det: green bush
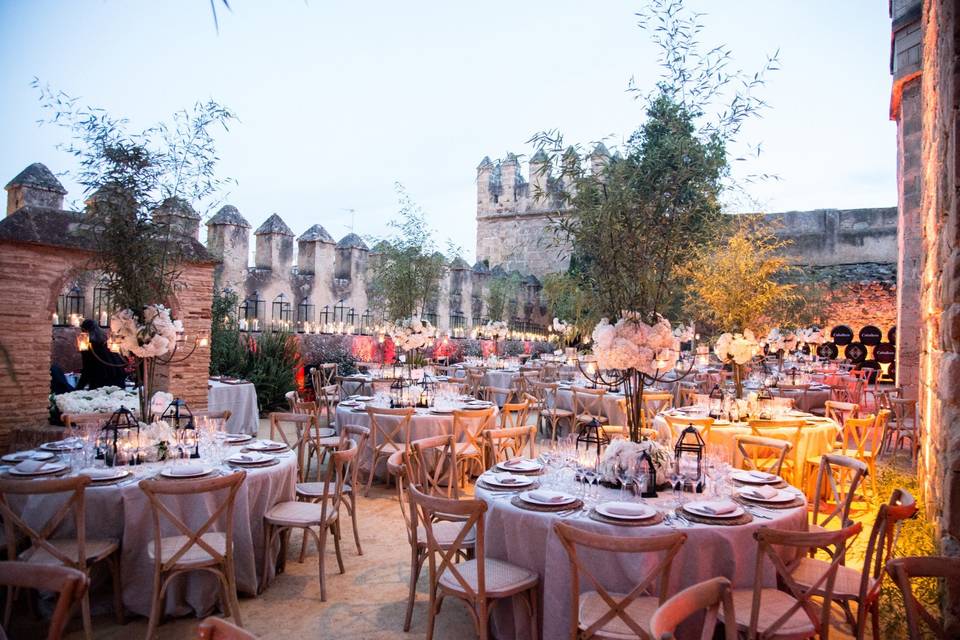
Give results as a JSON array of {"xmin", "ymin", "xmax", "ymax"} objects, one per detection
[{"xmin": 244, "ymin": 331, "xmax": 300, "ymax": 413}]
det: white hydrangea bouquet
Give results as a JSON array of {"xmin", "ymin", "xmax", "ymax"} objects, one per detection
[
  {"xmin": 551, "ymin": 317, "xmax": 575, "ymax": 348},
  {"xmin": 109, "ymin": 304, "xmax": 183, "ymax": 359},
  {"xmin": 590, "ymin": 312, "xmax": 680, "ymax": 375},
  {"xmin": 764, "ymin": 327, "xmax": 797, "ymax": 354},
  {"xmin": 482, "ymin": 320, "xmax": 510, "ymax": 341},
  {"xmin": 714, "ymin": 330, "xmax": 760, "ymax": 397},
  {"xmin": 600, "ymin": 438, "xmax": 672, "ymax": 488},
  {"xmin": 387, "ymin": 316, "xmax": 436, "ymax": 354},
  {"xmin": 673, "ymin": 323, "xmax": 695, "ymax": 343},
  {"xmin": 54, "ymin": 386, "xmax": 139, "ymax": 416},
  {"xmin": 796, "ymin": 326, "xmax": 824, "ymax": 347}
]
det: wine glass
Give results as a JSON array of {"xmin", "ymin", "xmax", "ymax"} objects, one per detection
[
  {"xmin": 617, "ymin": 459, "xmax": 635, "ymax": 502},
  {"xmin": 669, "ymin": 465, "xmax": 687, "ymax": 507}
]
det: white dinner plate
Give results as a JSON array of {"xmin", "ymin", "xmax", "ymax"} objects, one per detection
[
  {"xmin": 430, "ymin": 408, "xmax": 454, "ymax": 414},
  {"xmin": 496, "ymin": 458, "xmax": 542, "ymax": 473},
  {"xmin": 736, "ymin": 488, "xmax": 795, "ymax": 504},
  {"xmin": 730, "ymin": 470, "xmax": 782, "ymax": 485},
  {"xmin": 227, "ymin": 452, "xmax": 275, "ymax": 466},
  {"xmin": 682, "ymin": 500, "xmax": 745, "ymax": 519},
  {"xmin": 160, "ymin": 465, "xmax": 214, "ymax": 479},
  {"xmin": 247, "ymin": 440, "xmax": 288, "ymax": 452},
  {"xmin": 316, "ymin": 427, "xmax": 336, "ymax": 438},
  {"xmin": 2, "ymin": 451, "xmax": 55, "ymax": 463},
  {"xmin": 9, "ymin": 462, "xmax": 68, "ymax": 476},
  {"xmin": 596, "ymin": 502, "xmax": 657, "ymax": 520},
  {"xmin": 519, "ymin": 490, "xmax": 576, "ymax": 506},
  {"xmin": 40, "ymin": 440, "xmax": 83, "ymax": 452},
  {"xmin": 482, "ymin": 473, "xmax": 534, "ymax": 488},
  {"xmin": 80, "ymin": 468, "xmax": 130, "ymax": 482},
  {"xmin": 351, "ymin": 395, "xmax": 373, "ymax": 402},
  {"xmin": 225, "ymin": 433, "xmax": 254, "ymax": 443}
]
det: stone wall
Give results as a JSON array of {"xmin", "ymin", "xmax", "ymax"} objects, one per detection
[
  {"xmin": 475, "ymin": 211, "xmax": 569, "ymax": 276},
  {"xmin": 913, "ymin": 0, "xmax": 960, "ymax": 630}
]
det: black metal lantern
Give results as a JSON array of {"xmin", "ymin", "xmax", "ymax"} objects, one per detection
[
  {"xmin": 575, "ymin": 417, "xmax": 609, "ymax": 457},
  {"xmin": 708, "ymin": 385, "xmax": 724, "ymax": 418},
  {"xmin": 297, "ymin": 297, "xmax": 314, "ymax": 332},
  {"xmin": 160, "ymin": 398, "xmax": 199, "ymax": 459},
  {"xmin": 637, "ymin": 449, "xmax": 658, "ymax": 498},
  {"xmin": 788, "ymin": 367, "xmax": 799, "ymax": 385},
  {"xmin": 674, "ymin": 425, "xmax": 705, "ymax": 493},
  {"xmin": 97, "ymin": 406, "xmax": 142, "ymax": 467},
  {"xmin": 757, "ymin": 387, "xmax": 775, "ymax": 418}
]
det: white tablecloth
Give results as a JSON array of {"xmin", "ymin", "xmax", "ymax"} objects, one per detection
[
  {"xmin": 476, "ymin": 483, "xmax": 807, "ymax": 639},
  {"xmin": 335, "ymin": 404, "xmax": 499, "ymax": 479},
  {"xmin": 208, "ymin": 380, "xmax": 260, "ymax": 435},
  {"xmin": 9, "ymin": 455, "xmax": 295, "ymax": 617}
]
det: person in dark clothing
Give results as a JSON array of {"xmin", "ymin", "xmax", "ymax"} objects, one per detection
[
  {"xmin": 50, "ymin": 363, "xmax": 74, "ymax": 395},
  {"xmin": 77, "ymin": 319, "xmax": 128, "ymax": 389}
]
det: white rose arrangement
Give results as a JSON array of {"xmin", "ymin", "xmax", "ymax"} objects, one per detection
[
  {"xmin": 386, "ymin": 316, "xmax": 436, "ymax": 352},
  {"xmin": 714, "ymin": 330, "xmax": 760, "ymax": 365},
  {"xmin": 54, "ymin": 386, "xmax": 139, "ymax": 416},
  {"xmin": 673, "ymin": 323, "xmax": 695, "ymax": 343},
  {"xmin": 590, "ymin": 313, "xmax": 680, "ymax": 375},
  {"xmin": 601, "ymin": 438, "xmax": 672, "ymax": 486},
  {"xmin": 109, "ymin": 304, "xmax": 183, "ymax": 359},
  {"xmin": 482, "ymin": 320, "xmax": 510, "ymax": 341},
  {"xmin": 764, "ymin": 327, "xmax": 797, "ymax": 354},
  {"xmin": 551, "ymin": 317, "xmax": 575, "ymax": 347},
  {"xmin": 796, "ymin": 326, "xmax": 824, "ymax": 345}
]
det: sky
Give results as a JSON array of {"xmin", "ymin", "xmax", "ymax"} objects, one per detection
[{"xmin": 0, "ymin": 1, "xmax": 896, "ymax": 263}]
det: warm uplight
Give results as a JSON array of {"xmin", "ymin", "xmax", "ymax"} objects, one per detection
[
  {"xmin": 109, "ymin": 338, "xmax": 122, "ymax": 353},
  {"xmin": 198, "ymin": 334, "xmax": 210, "ymax": 348},
  {"xmin": 76, "ymin": 332, "xmax": 91, "ymax": 352}
]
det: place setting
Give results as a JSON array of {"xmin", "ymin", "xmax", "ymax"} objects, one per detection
[
  {"xmin": 244, "ymin": 439, "xmax": 289, "ymax": 453},
  {"xmin": 476, "ymin": 470, "xmax": 537, "ymax": 492},
  {"xmin": 226, "ymin": 451, "xmax": 280, "ymax": 468},
  {"xmin": 589, "ymin": 500, "xmax": 664, "ymax": 527},
  {"xmin": 510, "ymin": 488, "xmax": 583, "ymax": 513}
]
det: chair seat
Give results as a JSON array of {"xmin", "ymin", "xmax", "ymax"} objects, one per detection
[
  {"xmin": 21, "ymin": 538, "xmax": 118, "ymax": 565},
  {"xmin": 438, "ymin": 557, "xmax": 537, "ymax": 598},
  {"xmin": 147, "ymin": 533, "xmax": 227, "ymax": 567},
  {"xmin": 723, "ymin": 588, "xmax": 816, "ymax": 637},
  {"xmin": 455, "ymin": 442, "xmax": 482, "ymax": 457},
  {"xmin": 578, "ymin": 590, "xmax": 657, "ymax": 639},
  {"xmin": 791, "ymin": 556, "xmax": 877, "ymax": 599},
  {"xmin": 542, "ymin": 408, "xmax": 573, "ymax": 418},
  {"xmin": 315, "ymin": 436, "xmax": 341, "ymax": 447},
  {"xmin": 265, "ymin": 500, "xmax": 337, "ymax": 527},
  {"xmin": 576, "ymin": 415, "xmax": 609, "ymax": 425},
  {"xmin": 296, "ymin": 481, "xmax": 352, "ymax": 497},
  {"xmin": 417, "ymin": 520, "xmax": 476, "ymax": 548},
  {"xmin": 376, "ymin": 442, "xmax": 403, "ymax": 454}
]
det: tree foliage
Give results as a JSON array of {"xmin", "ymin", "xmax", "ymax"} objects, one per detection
[
  {"xmin": 485, "ymin": 273, "xmax": 521, "ymax": 322},
  {"xmin": 678, "ymin": 218, "xmax": 798, "ymax": 333},
  {"xmin": 541, "ymin": 272, "xmax": 595, "ymax": 337},
  {"xmin": 33, "ymin": 81, "xmax": 236, "ymax": 314},
  {"xmin": 529, "ymin": 0, "xmax": 778, "ymax": 323},
  {"xmin": 368, "ymin": 184, "xmax": 451, "ymax": 321}
]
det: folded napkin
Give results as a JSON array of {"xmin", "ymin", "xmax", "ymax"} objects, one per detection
[
  {"xmin": 696, "ymin": 501, "xmax": 737, "ymax": 515},
  {"xmin": 493, "ymin": 473, "xmax": 523, "ymax": 485},
  {"xmin": 604, "ymin": 502, "xmax": 651, "ymax": 517},
  {"xmin": 254, "ymin": 440, "xmax": 284, "ymax": 448},
  {"xmin": 81, "ymin": 468, "xmax": 119, "ymax": 479},
  {"xmin": 14, "ymin": 460, "xmax": 51, "ymax": 473},
  {"xmin": 171, "ymin": 464, "xmax": 205, "ymax": 476},
  {"xmin": 526, "ymin": 490, "xmax": 569, "ymax": 503},
  {"xmin": 232, "ymin": 452, "xmax": 269, "ymax": 463},
  {"xmin": 502, "ymin": 458, "xmax": 534, "ymax": 469},
  {"xmin": 6, "ymin": 451, "xmax": 51, "ymax": 461},
  {"xmin": 748, "ymin": 470, "xmax": 777, "ymax": 481},
  {"xmin": 743, "ymin": 485, "xmax": 779, "ymax": 500}
]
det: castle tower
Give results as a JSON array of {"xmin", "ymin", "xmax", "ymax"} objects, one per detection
[
  {"xmin": 335, "ymin": 233, "xmax": 369, "ymax": 312},
  {"xmin": 476, "ymin": 156, "xmax": 495, "ymax": 213},
  {"xmin": 254, "ymin": 214, "xmax": 294, "ymax": 272},
  {"xmin": 5, "ymin": 162, "xmax": 67, "ymax": 215},
  {"xmin": 499, "ymin": 153, "xmax": 520, "ymax": 208},
  {"xmin": 590, "ymin": 142, "xmax": 610, "ymax": 177},
  {"xmin": 153, "ymin": 196, "xmax": 201, "ymax": 240},
  {"xmin": 529, "ymin": 149, "xmax": 552, "ymax": 206},
  {"xmin": 206, "ymin": 205, "xmax": 251, "ymax": 292},
  {"xmin": 297, "ymin": 224, "xmax": 336, "ymax": 275},
  {"xmin": 561, "ymin": 146, "xmax": 581, "ymax": 197}
]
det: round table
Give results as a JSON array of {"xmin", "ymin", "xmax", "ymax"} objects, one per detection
[
  {"xmin": 6, "ymin": 453, "xmax": 295, "ymax": 618},
  {"xmin": 207, "ymin": 380, "xmax": 260, "ymax": 435},
  {"xmin": 335, "ymin": 404, "xmax": 500, "ymax": 479},
  {"xmin": 475, "ymin": 482, "xmax": 807, "ymax": 639}
]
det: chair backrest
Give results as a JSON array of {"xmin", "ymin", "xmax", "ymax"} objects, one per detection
[
  {"xmin": 313, "ymin": 440, "xmax": 358, "ymax": 521},
  {"xmin": 530, "ymin": 381, "xmax": 558, "ymax": 408},
  {"xmin": 479, "ymin": 386, "xmax": 515, "ymax": 407},
  {"xmin": 407, "ymin": 485, "xmax": 487, "ymax": 601},
  {"xmin": 315, "ymin": 384, "xmax": 340, "ymax": 427},
  {"xmin": 571, "ymin": 386, "xmax": 606, "ymax": 419},
  {"xmin": 540, "ymin": 363, "xmax": 560, "ymax": 381},
  {"xmin": 498, "ymin": 399, "xmax": 529, "ymax": 430},
  {"xmin": 643, "ymin": 391, "xmax": 674, "ymax": 419},
  {"xmin": 292, "ymin": 399, "xmax": 319, "ymax": 417},
  {"xmin": 194, "ymin": 410, "xmax": 233, "ymax": 430},
  {"xmin": 452, "ymin": 408, "xmax": 496, "ymax": 453},
  {"xmin": 749, "ymin": 522, "xmax": 863, "ymax": 638},
  {"xmin": 482, "ymin": 425, "xmax": 536, "ymax": 467},
  {"xmin": 268, "ymin": 412, "xmax": 316, "ymax": 480},
  {"xmin": 0, "ymin": 475, "xmax": 91, "ymax": 570},
  {"xmin": 890, "ymin": 397, "xmax": 917, "ymax": 426},
  {"xmin": 339, "ymin": 424, "xmax": 370, "ymax": 487},
  {"xmin": 735, "ymin": 435, "xmax": 792, "ymax": 476},
  {"xmin": 553, "ymin": 521, "xmax": 686, "ymax": 639},
  {"xmin": 465, "ymin": 370, "xmax": 485, "ymax": 396},
  {"xmin": 810, "ymin": 453, "xmax": 868, "ymax": 529},
  {"xmin": 663, "ymin": 415, "xmax": 714, "ymax": 442},
  {"xmin": 0, "ymin": 561, "xmax": 89, "ymax": 640},
  {"xmin": 844, "ymin": 411, "xmax": 887, "ymax": 458},
  {"xmin": 678, "ymin": 383, "xmax": 699, "ymax": 407},
  {"xmin": 284, "ymin": 390, "xmax": 300, "ymax": 412},
  {"xmin": 408, "ymin": 434, "xmax": 460, "ymax": 499},
  {"xmin": 138, "ymin": 471, "xmax": 246, "ymax": 573},
  {"xmin": 649, "ymin": 576, "xmax": 737, "ymax": 640},
  {"xmin": 197, "ymin": 616, "xmax": 258, "ymax": 639},
  {"xmin": 366, "ymin": 406, "xmax": 415, "ymax": 457},
  {"xmin": 886, "ymin": 556, "xmax": 960, "ymax": 639},
  {"xmin": 319, "ymin": 362, "xmax": 339, "ymax": 386},
  {"xmin": 825, "ymin": 400, "xmax": 860, "ymax": 430},
  {"xmin": 61, "ymin": 412, "xmax": 109, "ymax": 430}
]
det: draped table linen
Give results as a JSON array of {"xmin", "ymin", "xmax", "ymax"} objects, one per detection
[{"xmin": 207, "ymin": 380, "xmax": 260, "ymax": 435}]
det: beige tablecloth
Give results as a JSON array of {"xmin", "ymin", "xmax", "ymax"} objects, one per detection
[
  {"xmin": 9, "ymin": 455, "xmax": 295, "ymax": 617},
  {"xmin": 208, "ymin": 380, "xmax": 260, "ymax": 435},
  {"xmin": 476, "ymin": 483, "xmax": 807, "ymax": 639}
]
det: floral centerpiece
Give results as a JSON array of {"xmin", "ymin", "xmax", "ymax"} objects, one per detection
[
  {"xmin": 600, "ymin": 437, "xmax": 672, "ymax": 488},
  {"xmin": 550, "ymin": 317, "xmax": 575, "ymax": 348},
  {"xmin": 386, "ymin": 316, "xmax": 436, "ymax": 364},
  {"xmin": 764, "ymin": 327, "xmax": 797, "ymax": 356},
  {"xmin": 714, "ymin": 330, "xmax": 760, "ymax": 398},
  {"xmin": 54, "ymin": 386, "xmax": 140, "ymax": 416},
  {"xmin": 481, "ymin": 320, "xmax": 510, "ymax": 356},
  {"xmin": 796, "ymin": 326, "xmax": 824, "ymax": 352},
  {"xmin": 589, "ymin": 313, "xmax": 681, "ymax": 441}
]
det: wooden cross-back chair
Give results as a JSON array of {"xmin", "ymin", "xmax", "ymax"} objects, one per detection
[
  {"xmin": 511, "ymin": 371, "xmax": 539, "ymax": 398},
  {"xmin": 571, "ymin": 386, "xmax": 609, "ymax": 428},
  {"xmin": 0, "ymin": 562, "xmax": 89, "ymax": 640},
  {"xmin": 531, "ymin": 381, "xmax": 572, "ymax": 441},
  {"xmin": 553, "ymin": 521, "xmax": 686, "ymax": 639},
  {"xmin": 735, "ymin": 434, "xmax": 792, "ymax": 477},
  {"xmin": 482, "ymin": 425, "xmax": 536, "ymax": 469},
  {"xmin": 540, "ymin": 363, "xmax": 560, "ymax": 381},
  {"xmin": 268, "ymin": 412, "xmax": 316, "ymax": 483},
  {"xmin": 888, "ymin": 397, "xmax": 919, "ymax": 460},
  {"xmin": 886, "ymin": 556, "xmax": 960, "ymax": 640},
  {"xmin": 825, "ymin": 400, "xmax": 860, "ymax": 432},
  {"xmin": 808, "ymin": 453, "xmax": 869, "ymax": 544},
  {"xmin": 408, "ymin": 485, "xmax": 539, "ymax": 640},
  {"xmin": 364, "ymin": 406, "xmax": 415, "ymax": 495},
  {"xmin": 465, "ymin": 370, "xmax": 485, "ymax": 397},
  {"xmin": 498, "ymin": 398, "xmax": 530, "ymax": 430},
  {"xmin": 792, "ymin": 488, "xmax": 918, "ymax": 639},
  {"xmin": 194, "ymin": 410, "xmax": 233, "ymax": 433},
  {"xmin": 747, "ymin": 419, "xmax": 805, "ymax": 483},
  {"xmin": 641, "ymin": 391, "xmax": 673, "ymax": 430},
  {"xmin": 296, "ymin": 425, "xmax": 370, "ymax": 556},
  {"xmin": 314, "ymin": 383, "xmax": 340, "ymax": 429},
  {"xmin": 480, "ymin": 386, "xmax": 516, "ymax": 407},
  {"xmin": 719, "ymin": 522, "xmax": 863, "ymax": 640},
  {"xmin": 452, "ymin": 407, "xmax": 496, "ymax": 485},
  {"xmin": 139, "ymin": 471, "xmax": 247, "ymax": 640},
  {"xmin": 662, "ymin": 415, "xmax": 714, "ymax": 443},
  {"xmin": 408, "ymin": 434, "xmax": 460, "ymax": 500},
  {"xmin": 678, "ymin": 383, "xmax": 699, "ymax": 408},
  {"xmin": 262, "ymin": 441, "xmax": 357, "ymax": 601},
  {"xmin": 318, "ymin": 362, "xmax": 339, "ymax": 387},
  {"xmin": 0, "ymin": 475, "xmax": 122, "ymax": 640},
  {"xmin": 837, "ymin": 411, "xmax": 887, "ymax": 499},
  {"xmin": 649, "ymin": 576, "xmax": 737, "ymax": 640}
]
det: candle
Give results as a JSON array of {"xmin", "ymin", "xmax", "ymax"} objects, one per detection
[
  {"xmin": 100, "ymin": 310, "xmax": 108, "ymax": 326},
  {"xmin": 52, "ymin": 311, "xmax": 59, "ymax": 325}
]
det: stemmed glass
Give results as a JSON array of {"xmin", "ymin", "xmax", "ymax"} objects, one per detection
[
  {"xmin": 669, "ymin": 465, "xmax": 687, "ymax": 507},
  {"xmin": 617, "ymin": 459, "xmax": 636, "ymax": 502}
]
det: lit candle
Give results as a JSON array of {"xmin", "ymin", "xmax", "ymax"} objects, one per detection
[
  {"xmin": 100, "ymin": 310, "xmax": 108, "ymax": 326},
  {"xmin": 52, "ymin": 311, "xmax": 59, "ymax": 325},
  {"xmin": 198, "ymin": 334, "xmax": 209, "ymax": 348}
]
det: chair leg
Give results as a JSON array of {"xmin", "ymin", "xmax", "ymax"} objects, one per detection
[
  {"xmin": 225, "ymin": 560, "xmax": 243, "ymax": 627},
  {"xmin": 315, "ymin": 527, "xmax": 328, "ymax": 602},
  {"xmin": 332, "ymin": 520, "xmax": 345, "ymax": 574},
  {"xmin": 403, "ymin": 548, "xmax": 423, "ymax": 632},
  {"xmin": 529, "ymin": 586, "xmax": 539, "ymax": 640},
  {"xmin": 348, "ymin": 493, "xmax": 363, "ymax": 555},
  {"xmin": 110, "ymin": 554, "xmax": 125, "ymax": 624},
  {"xmin": 80, "ymin": 589, "xmax": 93, "ymax": 640},
  {"xmin": 144, "ymin": 570, "xmax": 164, "ymax": 640},
  {"xmin": 364, "ymin": 453, "xmax": 378, "ymax": 496}
]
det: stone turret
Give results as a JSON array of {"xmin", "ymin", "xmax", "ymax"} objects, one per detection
[
  {"xmin": 207, "ymin": 205, "xmax": 251, "ymax": 291},
  {"xmin": 590, "ymin": 142, "xmax": 610, "ymax": 176},
  {"xmin": 335, "ymin": 233, "xmax": 369, "ymax": 310},
  {"xmin": 153, "ymin": 196, "xmax": 201, "ymax": 240},
  {"xmin": 5, "ymin": 163, "xmax": 67, "ymax": 215},
  {"xmin": 529, "ymin": 149, "xmax": 551, "ymax": 206},
  {"xmin": 499, "ymin": 153, "xmax": 520, "ymax": 208},
  {"xmin": 254, "ymin": 214, "xmax": 294, "ymax": 272},
  {"xmin": 477, "ymin": 157, "xmax": 495, "ymax": 213},
  {"xmin": 297, "ymin": 224, "xmax": 335, "ymax": 276}
]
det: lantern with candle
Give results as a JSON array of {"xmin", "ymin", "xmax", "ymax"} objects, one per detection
[
  {"xmin": 159, "ymin": 398, "xmax": 199, "ymax": 458},
  {"xmin": 674, "ymin": 424, "xmax": 705, "ymax": 493},
  {"xmin": 97, "ymin": 406, "xmax": 142, "ymax": 467}
]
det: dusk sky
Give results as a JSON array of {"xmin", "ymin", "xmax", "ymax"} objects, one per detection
[{"xmin": 0, "ymin": 1, "xmax": 895, "ymax": 262}]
